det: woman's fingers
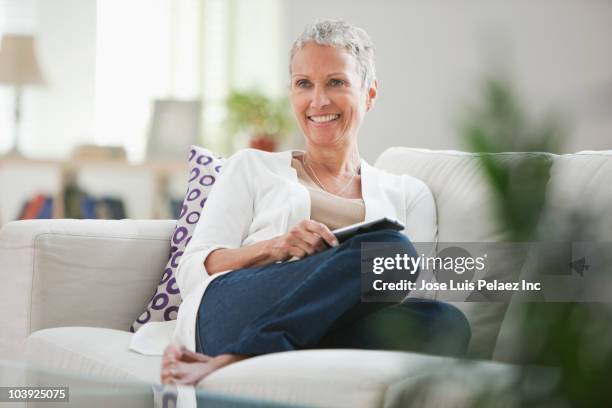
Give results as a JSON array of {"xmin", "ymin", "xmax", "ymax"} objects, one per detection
[
  {"xmin": 287, "ymin": 241, "xmax": 309, "ymax": 259},
  {"xmin": 303, "ymin": 220, "xmax": 339, "ymax": 248},
  {"xmin": 161, "ymin": 365, "xmax": 175, "ymax": 384},
  {"xmin": 178, "ymin": 346, "xmax": 212, "ymax": 363},
  {"xmin": 312, "ymin": 234, "xmax": 327, "ymax": 251},
  {"xmin": 292, "ymin": 227, "xmax": 321, "ymax": 251},
  {"xmin": 280, "ymin": 220, "xmax": 339, "ymax": 260}
]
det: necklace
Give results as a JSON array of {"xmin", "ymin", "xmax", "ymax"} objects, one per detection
[{"xmin": 302, "ymin": 154, "xmax": 360, "ymax": 197}]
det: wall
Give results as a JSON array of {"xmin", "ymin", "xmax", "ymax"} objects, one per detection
[
  {"xmin": 29, "ymin": 0, "xmax": 96, "ymax": 159},
  {"xmin": 3, "ymin": 1, "xmax": 611, "ymax": 161},
  {"xmin": 283, "ymin": 0, "xmax": 612, "ymax": 162},
  {"xmin": 0, "ymin": 0, "xmax": 96, "ymax": 159}
]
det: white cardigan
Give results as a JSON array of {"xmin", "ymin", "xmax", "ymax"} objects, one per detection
[{"xmin": 130, "ymin": 148, "xmax": 437, "ymax": 355}]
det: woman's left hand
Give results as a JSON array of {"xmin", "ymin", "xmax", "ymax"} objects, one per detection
[
  {"xmin": 265, "ymin": 220, "xmax": 339, "ymax": 262},
  {"xmin": 203, "ymin": 220, "xmax": 338, "ymax": 274}
]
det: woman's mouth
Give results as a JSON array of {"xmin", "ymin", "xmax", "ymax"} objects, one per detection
[{"xmin": 307, "ymin": 113, "xmax": 341, "ymax": 125}]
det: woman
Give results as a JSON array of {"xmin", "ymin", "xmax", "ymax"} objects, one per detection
[{"xmin": 161, "ymin": 19, "xmax": 470, "ymax": 385}]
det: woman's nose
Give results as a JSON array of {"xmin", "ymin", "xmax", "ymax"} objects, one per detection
[{"xmin": 310, "ymin": 86, "xmax": 330, "ymax": 109}]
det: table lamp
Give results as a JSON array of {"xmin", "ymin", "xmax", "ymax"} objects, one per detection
[{"xmin": 0, "ymin": 34, "xmax": 45, "ymax": 156}]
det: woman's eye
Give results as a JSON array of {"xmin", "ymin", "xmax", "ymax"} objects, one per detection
[
  {"xmin": 295, "ymin": 79, "xmax": 311, "ymax": 88},
  {"xmin": 329, "ymin": 79, "xmax": 345, "ymax": 87}
]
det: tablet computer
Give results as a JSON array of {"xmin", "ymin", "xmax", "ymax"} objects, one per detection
[{"xmin": 332, "ymin": 217, "xmax": 405, "ymax": 243}]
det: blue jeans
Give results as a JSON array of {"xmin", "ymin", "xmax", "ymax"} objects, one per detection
[{"xmin": 195, "ymin": 230, "xmax": 471, "ymax": 357}]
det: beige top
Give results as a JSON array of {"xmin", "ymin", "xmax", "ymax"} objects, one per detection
[{"xmin": 291, "ymin": 155, "xmax": 365, "ymax": 230}]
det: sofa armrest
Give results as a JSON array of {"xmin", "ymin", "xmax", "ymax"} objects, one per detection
[{"xmin": 0, "ymin": 219, "xmax": 175, "ymax": 360}]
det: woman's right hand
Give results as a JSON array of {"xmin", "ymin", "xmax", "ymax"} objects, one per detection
[{"xmin": 266, "ymin": 220, "xmax": 339, "ymax": 262}]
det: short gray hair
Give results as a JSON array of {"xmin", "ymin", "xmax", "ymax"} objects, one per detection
[{"xmin": 289, "ymin": 19, "xmax": 376, "ymax": 89}]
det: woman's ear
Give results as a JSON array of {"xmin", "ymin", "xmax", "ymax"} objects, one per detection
[{"xmin": 366, "ymin": 79, "xmax": 378, "ymax": 111}]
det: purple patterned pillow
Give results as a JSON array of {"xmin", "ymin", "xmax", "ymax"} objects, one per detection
[{"xmin": 130, "ymin": 146, "xmax": 225, "ymax": 332}]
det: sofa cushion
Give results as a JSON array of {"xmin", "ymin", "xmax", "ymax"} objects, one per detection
[
  {"xmin": 131, "ymin": 146, "xmax": 225, "ymax": 332},
  {"xmin": 199, "ymin": 349, "xmax": 526, "ymax": 407},
  {"xmin": 375, "ymin": 147, "xmax": 546, "ymax": 359},
  {"xmin": 200, "ymin": 349, "xmax": 456, "ymax": 407},
  {"xmin": 25, "ymin": 327, "xmax": 161, "ymax": 384},
  {"xmin": 28, "ymin": 327, "xmax": 503, "ymax": 407}
]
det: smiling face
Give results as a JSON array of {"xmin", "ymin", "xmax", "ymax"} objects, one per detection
[{"xmin": 290, "ymin": 42, "xmax": 377, "ymax": 151}]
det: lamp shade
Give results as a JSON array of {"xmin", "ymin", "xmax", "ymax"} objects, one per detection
[{"xmin": 0, "ymin": 34, "xmax": 45, "ymax": 86}]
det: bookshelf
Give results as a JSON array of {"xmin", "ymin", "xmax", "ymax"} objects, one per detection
[{"xmin": 0, "ymin": 157, "xmax": 188, "ymax": 227}]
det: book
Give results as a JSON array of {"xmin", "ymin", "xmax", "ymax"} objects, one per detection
[
  {"xmin": 94, "ymin": 197, "xmax": 126, "ymax": 219},
  {"xmin": 80, "ymin": 196, "xmax": 97, "ymax": 219},
  {"xmin": 103, "ymin": 197, "xmax": 126, "ymax": 219},
  {"xmin": 64, "ymin": 182, "xmax": 84, "ymax": 219},
  {"xmin": 20, "ymin": 194, "xmax": 47, "ymax": 220},
  {"xmin": 37, "ymin": 197, "xmax": 54, "ymax": 219}
]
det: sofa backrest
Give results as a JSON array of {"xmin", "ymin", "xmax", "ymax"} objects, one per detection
[
  {"xmin": 0, "ymin": 219, "xmax": 175, "ymax": 360},
  {"xmin": 546, "ymin": 151, "xmax": 612, "ymax": 239},
  {"xmin": 375, "ymin": 147, "xmax": 553, "ymax": 359}
]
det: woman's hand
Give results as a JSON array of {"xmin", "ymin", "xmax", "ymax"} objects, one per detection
[
  {"xmin": 204, "ymin": 220, "xmax": 339, "ymax": 275},
  {"xmin": 265, "ymin": 220, "xmax": 339, "ymax": 262}
]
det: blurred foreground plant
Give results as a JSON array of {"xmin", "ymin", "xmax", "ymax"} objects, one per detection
[
  {"xmin": 461, "ymin": 78, "xmax": 562, "ymax": 241},
  {"xmin": 391, "ymin": 77, "xmax": 611, "ymax": 407},
  {"xmin": 461, "ymin": 78, "xmax": 611, "ymax": 407}
]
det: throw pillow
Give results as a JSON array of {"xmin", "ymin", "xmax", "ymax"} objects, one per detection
[{"xmin": 130, "ymin": 146, "xmax": 225, "ymax": 332}]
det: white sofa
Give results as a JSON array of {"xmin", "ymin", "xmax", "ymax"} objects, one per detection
[{"xmin": 1, "ymin": 147, "xmax": 610, "ymax": 407}]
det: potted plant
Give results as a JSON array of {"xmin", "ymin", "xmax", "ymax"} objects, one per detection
[{"xmin": 225, "ymin": 89, "xmax": 294, "ymax": 152}]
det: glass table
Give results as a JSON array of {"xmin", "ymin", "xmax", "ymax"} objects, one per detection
[{"xmin": 0, "ymin": 359, "xmax": 300, "ymax": 408}]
